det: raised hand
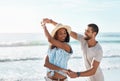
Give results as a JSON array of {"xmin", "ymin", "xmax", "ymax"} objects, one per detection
[
  {"xmin": 42, "ymin": 18, "xmax": 58, "ymax": 26},
  {"xmin": 41, "ymin": 21, "xmax": 46, "ymax": 28},
  {"xmin": 43, "ymin": 18, "xmax": 52, "ymax": 24}
]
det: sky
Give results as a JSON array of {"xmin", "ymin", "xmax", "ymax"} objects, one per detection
[{"xmin": 0, "ymin": 0, "xmax": 120, "ymax": 33}]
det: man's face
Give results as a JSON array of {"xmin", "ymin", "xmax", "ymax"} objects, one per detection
[{"xmin": 84, "ymin": 27, "xmax": 93, "ymax": 40}]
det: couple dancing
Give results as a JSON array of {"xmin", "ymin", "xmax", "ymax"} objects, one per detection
[{"xmin": 41, "ymin": 18, "xmax": 104, "ymax": 81}]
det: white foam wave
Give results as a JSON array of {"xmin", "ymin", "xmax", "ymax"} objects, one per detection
[
  {"xmin": 0, "ymin": 40, "xmax": 48, "ymax": 46},
  {"xmin": 0, "ymin": 57, "xmax": 42, "ymax": 62}
]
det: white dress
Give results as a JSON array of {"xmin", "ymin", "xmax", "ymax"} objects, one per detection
[{"xmin": 77, "ymin": 34, "xmax": 104, "ymax": 81}]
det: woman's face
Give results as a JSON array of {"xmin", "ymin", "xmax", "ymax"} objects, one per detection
[{"xmin": 56, "ymin": 28, "xmax": 67, "ymax": 42}]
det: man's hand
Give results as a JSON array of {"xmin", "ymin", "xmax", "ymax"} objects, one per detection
[{"xmin": 67, "ymin": 70, "xmax": 78, "ymax": 78}]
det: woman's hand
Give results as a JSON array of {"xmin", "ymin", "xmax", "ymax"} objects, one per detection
[
  {"xmin": 43, "ymin": 18, "xmax": 52, "ymax": 24},
  {"xmin": 61, "ymin": 69, "xmax": 70, "ymax": 74},
  {"xmin": 41, "ymin": 21, "xmax": 46, "ymax": 28},
  {"xmin": 42, "ymin": 18, "xmax": 58, "ymax": 26}
]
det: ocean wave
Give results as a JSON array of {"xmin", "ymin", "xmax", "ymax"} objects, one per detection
[
  {"xmin": 70, "ymin": 40, "xmax": 120, "ymax": 44},
  {"xmin": 99, "ymin": 40, "xmax": 120, "ymax": 43},
  {"xmin": 104, "ymin": 55, "xmax": 120, "ymax": 58},
  {"xmin": 98, "ymin": 32, "xmax": 120, "ymax": 37},
  {"xmin": 0, "ymin": 57, "xmax": 43, "ymax": 62},
  {"xmin": 71, "ymin": 55, "xmax": 120, "ymax": 59},
  {"xmin": 0, "ymin": 33, "xmax": 120, "ymax": 46},
  {"xmin": 0, "ymin": 78, "xmax": 42, "ymax": 81},
  {"xmin": 0, "ymin": 36, "xmax": 120, "ymax": 47},
  {"xmin": 0, "ymin": 41, "xmax": 48, "ymax": 47},
  {"xmin": 1, "ymin": 55, "xmax": 119, "ymax": 62}
]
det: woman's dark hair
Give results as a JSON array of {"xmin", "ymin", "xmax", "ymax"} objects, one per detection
[{"xmin": 50, "ymin": 28, "xmax": 70, "ymax": 49}]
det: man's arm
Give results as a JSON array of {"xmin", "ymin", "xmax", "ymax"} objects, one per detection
[
  {"xmin": 70, "ymin": 31, "xmax": 78, "ymax": 40},
  {"xmin": 79, "ymin": 60, "xmax": 100, "ymax": 76},
  {"xmin": 68, "ymin": 60, "xmax": 100, "ymax": 78}
]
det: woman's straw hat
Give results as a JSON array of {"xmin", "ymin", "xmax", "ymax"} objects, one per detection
[{"xmin": 51, "ymin": 24, "xmax": 71, "ymax": 37}]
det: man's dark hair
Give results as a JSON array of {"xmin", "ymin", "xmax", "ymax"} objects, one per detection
[{"xmin": 88, "ymin": 23, "xmax": 99, "ymax": 35}]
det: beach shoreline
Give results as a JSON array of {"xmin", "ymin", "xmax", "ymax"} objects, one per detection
[{"xmin": 0, "ymin": 57, "xmax": 120, "ymax": 81}]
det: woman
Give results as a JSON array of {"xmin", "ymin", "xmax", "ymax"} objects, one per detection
[{"xmin": 41, "ymin": 18, "xmax": 72, "ymax": 81}]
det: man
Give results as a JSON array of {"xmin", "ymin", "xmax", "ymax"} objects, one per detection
[
  {"xmin": 43, "ymin": 18, "xmax": 104, "ymax": 81},
  {"xmin": 69, "ymin": 24, "xmax": 104, "ymax": 81}
]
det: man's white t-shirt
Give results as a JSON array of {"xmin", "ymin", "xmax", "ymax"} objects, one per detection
[{"xmin": 77, "ymin": 34, "xmax": 104, "ymax": 81}]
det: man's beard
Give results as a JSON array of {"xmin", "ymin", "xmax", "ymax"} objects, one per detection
[{"xmin": 84, "ymin": 35, "xmax": 91, "ymax": 40}]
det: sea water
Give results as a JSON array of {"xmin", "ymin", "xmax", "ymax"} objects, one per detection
[{"xmin": 0, "ymin": 33, "xmax": 120, "ymax": 81}]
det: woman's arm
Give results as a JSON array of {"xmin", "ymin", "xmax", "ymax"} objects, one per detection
[
  {"xmin": 43, "ymin": 18, "xmax": 58, "ymax": 26},
  {"xmin": 43, "ymin": 18, "xmax": 78, "ymax": 40},
  {"xmin": 41, "ymin": 23, "xmax": 71, "ymax": 53},
  {"xmin": 44, "ymin": 55, "xmax": 66, "ymax": 71}
]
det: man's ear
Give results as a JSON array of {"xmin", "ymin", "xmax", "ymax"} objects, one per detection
[{"xmin": 93, "ymin": 32, "xmax": 97, "ymax": 36}]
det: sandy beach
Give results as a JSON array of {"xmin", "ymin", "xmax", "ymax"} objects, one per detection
[{"xmin": 1, "ymin": 58, "xmax": 119, "ymax": 81}]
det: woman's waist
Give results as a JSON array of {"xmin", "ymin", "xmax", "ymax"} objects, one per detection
[{"xmin": 47, "ymin": 71, "xmax": 67, "ymax": 80}]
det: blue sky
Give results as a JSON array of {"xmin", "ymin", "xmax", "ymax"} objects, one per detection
[{"xmin": 0, "ymin": 0, "xmax": 120, "ymax": 33}]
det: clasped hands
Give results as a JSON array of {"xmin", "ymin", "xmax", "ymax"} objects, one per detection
[
  {"xmin": 61, "ymin": 69, "xmax": 78, "ymax": 78},
  {"xmin": 41, "ymin": 18, "xmax": 51, "ymax": 27}
]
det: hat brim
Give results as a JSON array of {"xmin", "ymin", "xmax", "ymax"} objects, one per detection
[{"xmin": 51, "ymin": 24, "xmax": 71, "ymax": 37}]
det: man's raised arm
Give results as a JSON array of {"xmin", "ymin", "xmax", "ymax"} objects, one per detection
[{"xmin": 70, "ymin": 31, "xmax": 78, "ymax": 40}]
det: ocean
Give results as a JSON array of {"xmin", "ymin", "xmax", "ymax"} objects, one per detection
[{"xmin": 0, "ymin": 32, "xmax": 120, "ymax": 81}]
